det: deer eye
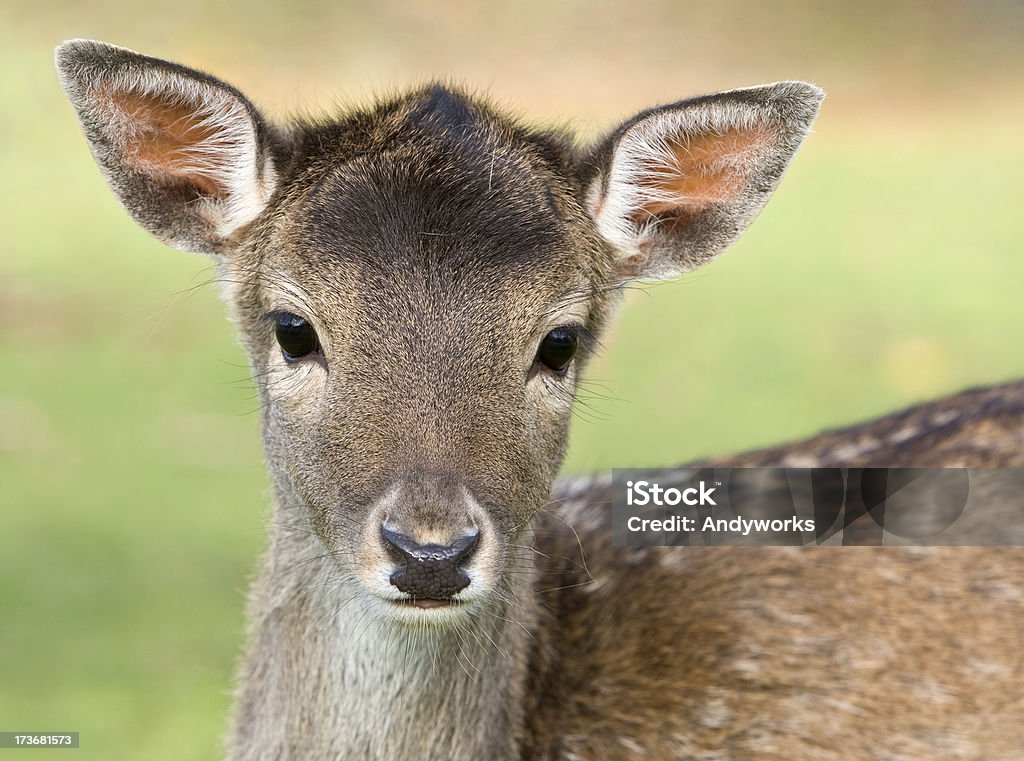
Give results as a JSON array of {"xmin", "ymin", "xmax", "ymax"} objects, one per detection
[
  {"xmin": 535, "ymin": 326, "xmax": 579, "ymax": 374},
  {"xmin": 274, "ymin": 312, "xmax": 321, "ymax": 362}
]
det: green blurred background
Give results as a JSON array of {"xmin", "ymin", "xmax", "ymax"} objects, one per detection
[{"xmin": 1, "ymin": 1, "xmax": 1022, "ymax": 758}]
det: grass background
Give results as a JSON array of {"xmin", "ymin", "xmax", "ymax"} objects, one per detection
[{"xmin": 1, "ymin": 1, "xmax": 1022, "ymax": 758}]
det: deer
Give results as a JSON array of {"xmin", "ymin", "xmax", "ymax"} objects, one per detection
[{"xmin": 55, "ymin": 39, "xmax": 1024, "ymax": 761}]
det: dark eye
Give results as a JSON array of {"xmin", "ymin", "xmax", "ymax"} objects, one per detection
[
  {"xmin": 535, "ymin": 326, "xmax": 579, "ymax": 374},
  {"xmin": 274, "ymin": 312, "xmax": 321, "ymax": 362}
]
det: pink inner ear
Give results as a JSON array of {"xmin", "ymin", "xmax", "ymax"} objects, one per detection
[
  {"xmin": 106, "ymin": 88, "xmax": 238, "ymax": 199},
  {"xmin": 632, "ymin": 126, "xmax": 768, "ymax": 223}
]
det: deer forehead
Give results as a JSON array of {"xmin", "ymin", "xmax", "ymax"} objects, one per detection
[{"xmin": 235, "ymin": 132, "xmax": 596, "ymax": 346}]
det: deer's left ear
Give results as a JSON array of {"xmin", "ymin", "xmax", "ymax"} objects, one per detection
[{"xmin": 583, "ymin": 82, "xmax": 823, "ymax": 279}]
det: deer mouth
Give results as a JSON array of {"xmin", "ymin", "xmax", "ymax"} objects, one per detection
[{"xmin": 394, "ymin": 597, "xmax": 462, "ymax": 610}]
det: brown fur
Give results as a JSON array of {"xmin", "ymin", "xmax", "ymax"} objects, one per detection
[
  {"xmin": 56, "ymin": 40, "xmax": 1024, "ymax": 761},
  {"xmin": 531, "ymin": 384, "xmax": 1024, "ymax": 759}
]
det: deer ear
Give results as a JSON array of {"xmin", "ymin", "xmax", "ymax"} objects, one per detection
[
  {"xmin": 584, "ymin": 82, "xmax": 823, "ymax": 279},
  {"xmin": 55, "ymin": 39, "xmax": 278, "ymax": 255}
]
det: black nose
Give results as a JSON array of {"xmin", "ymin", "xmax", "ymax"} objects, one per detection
[{"xmin": 381, "ymin": 525, "xmax": 480, "ymax": 599}]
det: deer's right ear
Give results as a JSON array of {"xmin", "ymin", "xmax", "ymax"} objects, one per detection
[
  {"xmin": 55, "ymin": 39, "xmax": 278, "ymax": 255},
  {"xmin": 582, "ymin": 82, "xmax": 823, "ymax": 279}
]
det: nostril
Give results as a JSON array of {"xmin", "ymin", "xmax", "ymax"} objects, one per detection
[
  {"xmin": 447, "ymin": 527, "xmax": 480, "ymax": 568},
  {"xmin": 381, "ymin": 526, "xmax": 412, "ymax": 565},
  {"xmin": 381, "ymin": 525, "xmax": 481, "ymax": 598}
]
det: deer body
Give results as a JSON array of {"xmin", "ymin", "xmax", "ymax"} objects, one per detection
[{"xmin": 56, "ymin": 40, "xmax": 1024, "ymax": 760}]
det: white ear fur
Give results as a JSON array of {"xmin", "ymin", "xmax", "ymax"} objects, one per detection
[
  {"xmin": 587, "ymin": 81, "xmax": 824, "ymax": 278},
  {"xmin": 56, "ymin": 39, "xmax": 277, "ymax": 253},
  {"xmin": 123, "ymin": 75, "xmax": 276, "ymax": 238}
]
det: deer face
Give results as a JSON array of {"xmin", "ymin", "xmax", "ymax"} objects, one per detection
[
  {"xmin": 57, "ymin": 40, "xmax": 821, "ymax": 621},
  {"xmin": 227, "ymin": 105, "xmax": 612, "ymax": 615}
]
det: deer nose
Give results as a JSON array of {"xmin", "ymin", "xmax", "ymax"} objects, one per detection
[{"xmin": 381, "ymin": 525, "xmax": 480, "ymax": 599}]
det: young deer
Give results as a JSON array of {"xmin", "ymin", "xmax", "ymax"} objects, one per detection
[{"xmin": 57, "ymin": 40, "xmax": 1024, "ymax": 761}]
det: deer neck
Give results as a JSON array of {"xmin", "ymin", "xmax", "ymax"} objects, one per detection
[{"xmin": 231, "ymin": 498, "xmax": 539, "ymax": 761}]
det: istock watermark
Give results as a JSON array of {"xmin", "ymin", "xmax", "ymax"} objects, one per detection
[
  {"xmin": 612, "ymin": 468, "xmax": 1024, "ymax": 546},
  {"xmin": 625, "ymin": 479, "xmax": 719, "ymax": 507}
]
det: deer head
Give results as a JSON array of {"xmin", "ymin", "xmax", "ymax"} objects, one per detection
[{"xmin": 57, "ymin": 39, "xmax": 822, "ymax": 622}]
